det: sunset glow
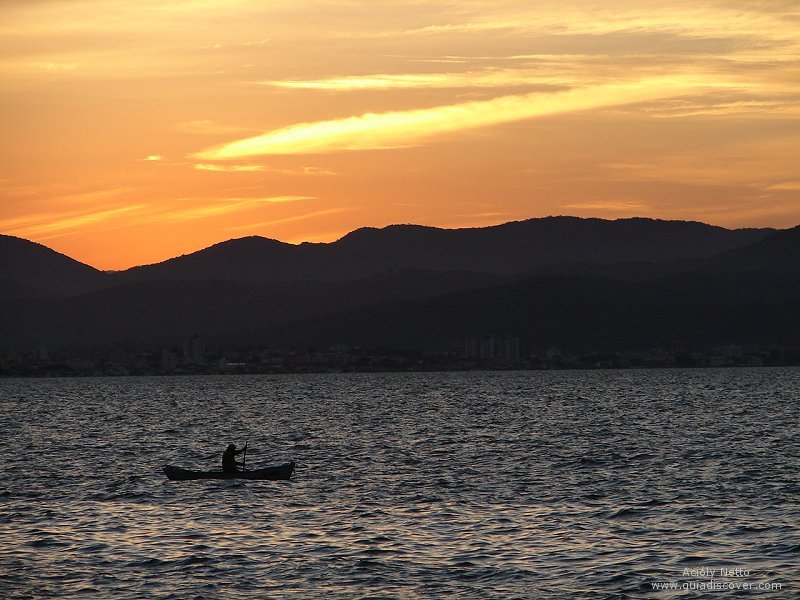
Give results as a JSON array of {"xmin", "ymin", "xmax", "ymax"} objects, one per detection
[{"xmin": 2, "ymin": 0, "xmax": 798, "ymax": 269}]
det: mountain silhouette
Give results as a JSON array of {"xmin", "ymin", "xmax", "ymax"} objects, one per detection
[
  {"xmin": 1, "ymin": 217, "xmax": 774, "ymax": 296},
  {"xmin": 0, "ymin": 269, "xmax": 505, "ymax": 350},
  {"xmin": 0, "ymin": 235, "xmax": 108, "ymax": 297},
  {"xmin": 3, "ymin": 216, "xmax": 799, "ymax": 354},
  {"xmin": 707, "ymin": 225, "xmax": 800, "ymax": 272},
  {"xmin": 114, "ymin": 217, "xmax": 771, "ymax": 285},
  {"xmin": 260, "ymin": 270, "xmax": 800, "ymax": 352}
]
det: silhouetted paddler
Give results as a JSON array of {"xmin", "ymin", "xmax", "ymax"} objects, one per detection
[{"xmin": 222, "ymin": 442, "xmax": 247, "ymax": 472}]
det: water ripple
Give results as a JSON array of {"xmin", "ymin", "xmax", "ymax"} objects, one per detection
[{"xmin": 1, "ymin": 368, "xmax": 798, "ymax": 597}]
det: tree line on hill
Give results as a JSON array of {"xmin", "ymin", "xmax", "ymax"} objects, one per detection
[{"xmin": 2, "ymin": 216, "xmax": 799, "ymax": 355}]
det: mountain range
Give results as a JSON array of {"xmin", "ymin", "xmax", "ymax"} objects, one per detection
[{"xmin": 2, "ymin": 216, "xmax": 799, "ymax": 353}]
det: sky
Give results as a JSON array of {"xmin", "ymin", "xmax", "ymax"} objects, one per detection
[{"xmin": 1, "ymin": 0, "xmax": 799, "ymax": 270}]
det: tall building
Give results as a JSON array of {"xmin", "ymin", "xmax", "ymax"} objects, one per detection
[
  {"xmin": 465, "ymin": 335, "xmax": 521, "ymax": 362},
  {"xmin": 183, "ymin": 334, "xmax": 205, "ymax": 365},
  {"xmin": 161, "ymin": 348, "xmax": 179, "ymax": 372}
]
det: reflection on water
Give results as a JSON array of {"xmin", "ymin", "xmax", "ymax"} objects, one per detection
[{"xmin": 1, "ymin": 369, "xmax": 798, "ymax": 597}]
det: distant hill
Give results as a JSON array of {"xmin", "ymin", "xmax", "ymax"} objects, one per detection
[
  {"xmin": 0, "ymin": 269, "xmax": 505, "ymax": 350},
  {"xmin": 706, "ymin": 225, "xmax": 800, "ymax": 272},
  {"xmin": 118, "ymin": 236, "xmax": 312, "ymax": 285},
  {"xmin": 0, "ymin": 278, "xmax": 61, "ymax": 300},
  {"xmin": 0, "ymin": 235, "xmax": 108, "ymax": 297},
  {"xmin": 4, "ymin": 264, "xmax": 800, "ymax": 354},
  {"xmin": 4, "ymin": 216, "xmax": 800, "ymax": 354},
  {"xmin": 115, "ymin": 217, "xmax": 772, "ymax": 285},
  {"xmin": 261, "ymin": 270, "xmax": 800, "ymax": 352},
  {"xmin": 0, "ymin": 217, "xmax": 775, "ymax": 298}
]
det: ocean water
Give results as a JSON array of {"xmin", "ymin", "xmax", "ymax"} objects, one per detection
[{"xmin": 1, "ymin": 369, "xmax": 798, "ymax": 598}]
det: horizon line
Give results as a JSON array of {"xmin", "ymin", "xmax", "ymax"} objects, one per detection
[{"xmin": 1, "ymin": 214, "xmax": 788, "ymax": 273}]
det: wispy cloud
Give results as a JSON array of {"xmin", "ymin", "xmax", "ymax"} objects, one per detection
[
  {"xmin": 260, "ymin": 69, "xmax": 568, "ymax": 91},
  {"xmin": 600, "ymin": 133, "xmax": 800, "ymax": 191},
  {"xmin": 563, "ymin": 200, "xmax": 650, "ymax": 212},
  {"xmin": 455, "ymin": 211, "xmax": 515, "ymax": 220},
  {"xmin": 356, "ymin": 3, "xmax": 799, "ymax": 46},
  {"xmin": 302, "ymin": 166, "xmax": 337, "ymax": 176},
  {"xmin": 338, "ymin": 19, "xmax": 521, "ymax": 40},
  {"xmin": 766, "ymin": 181, "xmax": 800, "ymax": 191},
  {"xmin": 29, "ymin": 61, "xmax": 80, "ymax": 72},
  {"xmin": 177, "ymin": 120, "xmax": 254, "ymax": 135},
  {"xmin": 156, "ymin": 196, "xmax": 315, "ymax": 223},
  {"xmin": 654, "ymin": 99, "xmax": 800, "ymax": 119},
  {"xmin": 193, "ymin": 163, "xmax": 338, "ymax": 175},
  {"xmin": 230, "ymin": 207, "xmax": 354, "ymax": 230},
  {"xmin": 0, "ymin": 195, "xmax": 315, "ymax": 239},
  {"xmin": 194, "ymin": 163, "xmax": 266, "ymax": 172},
  {"xmin": 0, "ymin": 205, "xmax": 147, "ymax": 240},
  {"xmin": 195, "ymin": 76, "xmax": 725, "ymax": 158}
]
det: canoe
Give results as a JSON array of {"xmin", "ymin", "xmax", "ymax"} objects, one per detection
[{"xmin": 163, "ymin": 461, "xmax": 295, "ymax": 481}]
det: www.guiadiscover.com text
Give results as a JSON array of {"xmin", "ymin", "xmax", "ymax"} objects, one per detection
[{"xmin": 651, "ymin": 568, "xmax": 783, "ymax": 592}]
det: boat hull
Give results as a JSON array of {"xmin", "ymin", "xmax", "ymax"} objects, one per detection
[{"xmin": 163, "ymin": 462, "xmax": 295, "ymax": 481}]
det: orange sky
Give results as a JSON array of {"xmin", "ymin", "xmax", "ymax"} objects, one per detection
[{"xmin": 1, "ymin": 0, "xmax": 799, "ymax": 270}]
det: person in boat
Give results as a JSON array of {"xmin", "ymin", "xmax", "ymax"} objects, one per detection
[{"xmin": 222, "ymin": 442, "xmax": 247, "ymax": 473}]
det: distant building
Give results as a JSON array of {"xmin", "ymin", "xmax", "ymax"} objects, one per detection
[
  {"xmin": 183, "ymin": 334, "xmax": 205, "ymax": 365},
  {"xmin": 546, "ymin": 347, "xmax": 561, "ymax": 360},
  {"xmin": 465, "ymin": 335, "xmax": 521, "ymax": 362},
  {"xmin": 161, "ymin": 348, "xmax": 179, "ymax": 372},
  {"xmin": 722, "ymin": 344, "xmax": 742, "ymax": 359},
  {"xmin": 330, "ymin": 343, "xmax": 349, "ymax": 356}
]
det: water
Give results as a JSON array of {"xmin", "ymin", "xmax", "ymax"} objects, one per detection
[{"xmin": 1, "ymin": 369, "xmax": 798, "ymax": 598}]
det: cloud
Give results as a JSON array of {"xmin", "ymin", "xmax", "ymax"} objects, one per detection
[
  {"xmin": 30, "ymin": 61, "xmax": 79, "ymax": 72},
  {"xmin": 156, "ymin": 196, "xmax": 315, "ymax": 223},
  {"xmin": 455, "ymin": 211, "xmax": 515, "ymax": 219},
  {"xmin": 194, "ymin": 163, "xmax": 265, "ymax": 172},
  {"xmin": 380, "ymin": 2, "xmax": 799, "ymax": 44},
  {"xmin": 194, "ymin": 76, "xmax": 724, "ymax": 158},
  {"xmin": 563, "ymin": 200, "xmax": 650, "ymax": 212},
  {"xmin": 302, "ymin": 166, "xmax": 337, "ymax": 176},
  {"xmin": 230, "ymin": 207, "xmax": 354, "ymax": 230},
  {"xmin": 177, "ymin": 120, "xmax": 253, "ymax": 135},
  {"xmin": 260, "ymin": 69, "xmax": 569, "ymax": 91},
  {"xmin": 1, "ymin": 205, "xmax": 147, "ymax": 239},
  {"xmin": 766, "ymin": 181, "xmax": 800, "ymax": 191},
  {"xmin": 600, "ymin": 133, "xmax": 800, "ymax": 189},
  {"xmin": 193, "ymin": 163, "xmax": 338, "ymax": 175},
  {"xmin": 338, "ymin": 19, "xmax": 521, "ymax": 40},
  {"xmin": 0, "ymin": 196, "xmax": 316, "ymax": 239}
]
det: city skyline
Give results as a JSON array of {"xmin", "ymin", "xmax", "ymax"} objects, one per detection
[{"xmin": 2, "ymin": 0, "xmax": 799, "ymax": 269}]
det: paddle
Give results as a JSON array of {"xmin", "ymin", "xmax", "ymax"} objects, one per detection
[{"xmin": 242, "ymin": 440, "xmax": 248, "ymax": 472}]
